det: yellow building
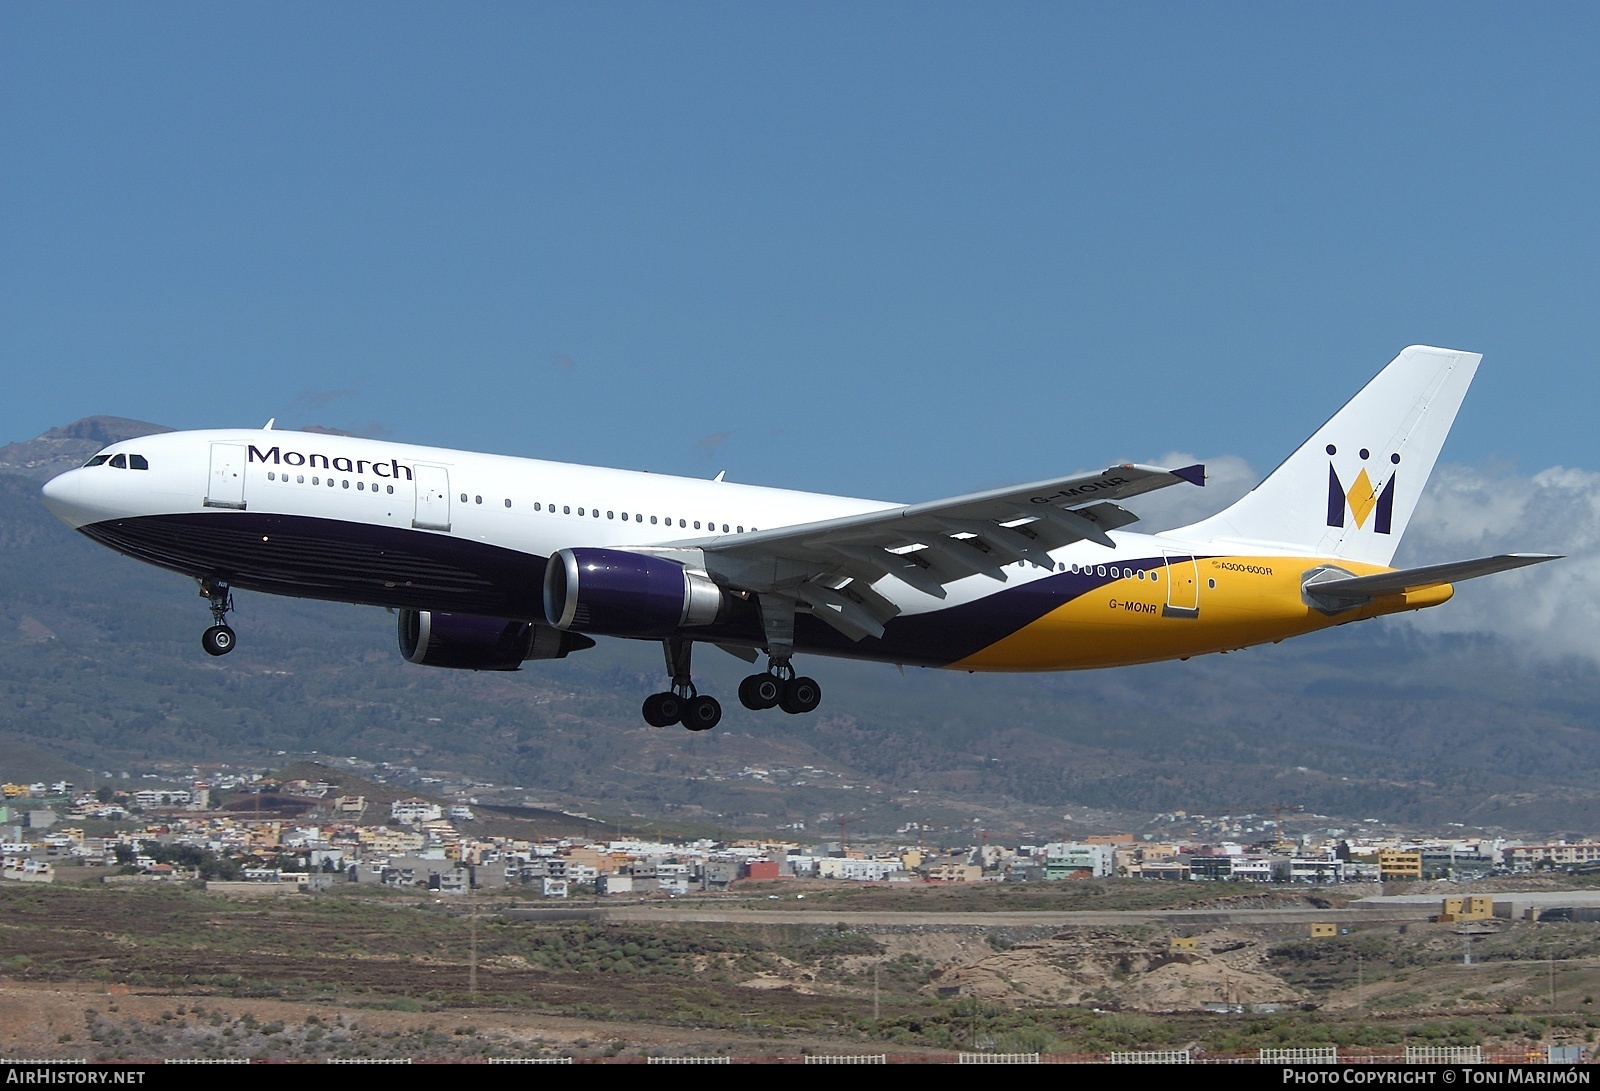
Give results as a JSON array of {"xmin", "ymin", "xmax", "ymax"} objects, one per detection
[
  {"xmin": 1439, "ymin": 895, "xmax": 1494, "ymax": 922},
  {"xmin": 1309, "ymin": 922, "xmax": 1338, "ymax": 938},
  {"xmin": 1378, "ymin": 849, "xmax": 1423, "ymax": 880}
]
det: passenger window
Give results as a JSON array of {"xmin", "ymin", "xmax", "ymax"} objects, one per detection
[
  {"xmin": 356, "ymin": 481, "xmax": 363, "ymax": 490},
  {"xmin": 535, "ymin": 503, "xmax": 542, "ymax": 511},
  {"xmin": 312, "ymin": 476, "xmax": 320, "ymax": 485},
  {"xmin": 460, "ymin": 493, "xmax": 468, "ymax": 503},
  {"xmin": 650, "ymin": 516, "xmax": 657, "ymax": 524},
  {"xmin": 504, "ymin": 499, "xmax": 511, "ymax": 508},
  {"xmin": 342, "ymin": 480, "xmax": 350, "ymax": 489},
  {"xmin": 298, "ymin": 476, "xmax": 305, "ymax": 484},
  {"xmin": 693, "ymin": 521, "xmax": 701, "ymax": 529},
  {"xmin": 109, "ymin": 454, "xmax": 127, "ymax": 468},
  {"xmin": 722, "ymin": 524, "xmax": 729, "ymax": 533},
  {"xmin": 327, "ymin": 478, "xmax": 335, "ymax": 487},
  {"xmin": 84, "ymin": 454, "xmax": 110, "ymax": 467},
  {"xmin": 593, "ymin": 509, "xmax": 599, "ymax": 518},
  {"xmin": 564, "ymin": 506, "xmax": 571, "ymax": 515},
  {"xmin": 737, "ymin": 526, "xmax": 743, "ymax": 533},
  {"xmin": 607, "ymin": 511, "xmax": 614, "ymax": 519},
  {"xmin": 129, "ymin": 454, "xmax": 149, "ymax": 470},
  {"xmin": 268, "ymin": 472, "xmax": 276, "ymax": 481},
  {"xmin": 386, "ymin": 485, "xmax": 393, "ymax": 493},
  {"xmin": 475, "ymin": 495, "xmax": 482, "ymax": 505},
  {"xmin": 577, "ymin": 507, "xmax": 584, "ymax": 516}
]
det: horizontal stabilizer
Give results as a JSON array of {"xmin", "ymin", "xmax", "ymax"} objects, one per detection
[{"xmin": 1303, "ymin": 553, "xmax": 1561, "ymax": 606}]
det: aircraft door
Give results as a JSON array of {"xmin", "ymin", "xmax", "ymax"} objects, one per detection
[
  {"xmin": 412, "ymin": 464, "xmax": 451, "ymax": 531},
  {"xmin": 204, "ymin": 443, "xmax": 247, "ymax": 510},
  {"xmin": 1161, "ymin": 552, "xmax": 1200, "ymax": 618}
]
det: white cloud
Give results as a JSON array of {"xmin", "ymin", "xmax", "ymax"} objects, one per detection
[
  {"xmin": 1121, "ymin": 451, "xmax": 1261, "ymax": 532},
  {"xmin": 1394, "ymin": 463, "xmax": 1597, "ymax": 659}
]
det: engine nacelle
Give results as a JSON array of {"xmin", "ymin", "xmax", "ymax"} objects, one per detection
[
  {"xmin": 398, "ymin": 610, "xmax": 594, "ymax": 671},
  {"xmin": 543, "ymin": 547, "xmax": 724, "ymax": 638}
]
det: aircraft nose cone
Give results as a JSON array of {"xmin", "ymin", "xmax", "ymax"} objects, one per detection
[{"xmin": 40, "ymin": 471, "xmax": 83, "ymax": 525}]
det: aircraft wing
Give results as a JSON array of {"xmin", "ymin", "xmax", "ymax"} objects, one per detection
[
  {"xmin": 680, "ymin": 463, "xmax": 1204, "ymax": 640},
  {"xmin": 1303, "ymin": 553, "xmax": 1561, "ymax": 607}
]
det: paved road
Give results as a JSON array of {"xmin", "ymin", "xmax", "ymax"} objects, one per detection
[{"xmin": 504, "ymin": 903, "xmax": 1439, "ymax": 927}]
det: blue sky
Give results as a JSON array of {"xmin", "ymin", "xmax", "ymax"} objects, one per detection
[{"xmin": 4, "ymin": 5, "xmax": 1597, "ymax": 504}]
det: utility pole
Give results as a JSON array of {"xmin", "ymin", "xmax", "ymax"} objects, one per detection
[
  {"xmin": 1356, "ymin": 953, "xmax": 1363, "ymax": 1011},
  {"xmin": 873, "ymin": 963, "xmax": 881, "ymax": 1023},
  {"xmin": 468, "ymin": 882, "xmax": 479, "ymax": 1001}
]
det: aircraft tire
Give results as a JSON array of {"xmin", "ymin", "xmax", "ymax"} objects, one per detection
[
  {"xmin": 202, "ymin": 625, "xmax": 236, "ymax": 657},
  {"xmin": 779, "ymin": 676, "xmax": 822, "ymax": 715},
  {"xmin": 642, "ymin": 692, "xmax": 679, "ymax": 728},
  {"xmin": 738, "ymin": 674, "xmax": 782, "ymax": 711},
  {"xmin": 682, "ymin": 695, "xmax": 721, "ymax": 731}
]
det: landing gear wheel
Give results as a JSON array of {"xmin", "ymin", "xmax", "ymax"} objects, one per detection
[
  {"xmin": 201, "ymin": 624, "xmax": 236, "ymax": 657},
  {"xmin": 643, "ymin": 692, "xmax": 682, "ymax": 728},
  {"xmin": 779, "ymin": 676, "xmax": 822, "ymax": 715},
  {"xmin": 738, "ymin": 673, "xmax": 783, "ymax": 711},
  {"xmin": 682, "ymin": 695, "xmax": 722, "ymax": 732}
]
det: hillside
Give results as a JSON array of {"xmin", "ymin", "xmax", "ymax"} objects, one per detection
[{"xmin": 5, "ymin": 419, "xmax": 1600, "ymax": 837}]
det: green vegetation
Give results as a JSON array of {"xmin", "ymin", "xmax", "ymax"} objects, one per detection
[{"xmin": 7, "ymin": 883, "xmax": 1600, "ymax": 1060}]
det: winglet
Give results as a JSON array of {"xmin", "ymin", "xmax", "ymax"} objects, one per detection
[
  {"xmin": 1171, "ymin": 464, "xmax": 1205, "ymax": 487},
  {"xmin": 264, "ymin": 418, "xmax": 276, "ymax": 431}
]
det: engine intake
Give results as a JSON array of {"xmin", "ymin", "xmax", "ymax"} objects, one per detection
[
  {"xmin": 543, "ymin": 547, "xmax": 724, "ymax": 637},
  {"xmin": 398, "ymin": 610, "xmax": 593, "ymax": 671}
]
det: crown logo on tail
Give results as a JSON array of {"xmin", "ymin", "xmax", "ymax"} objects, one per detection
[{"xmin": 1326, "ymin": 445, "xmax": 1399, "ymax": 534}]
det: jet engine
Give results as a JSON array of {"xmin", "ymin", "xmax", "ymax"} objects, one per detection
[
  {"xmin": 398, "ymin": 610, "xmax": 594, "ymax": 671},
  {"xmin": 543, "ymin": 547, "xmax": 724, "ymax": 638}
]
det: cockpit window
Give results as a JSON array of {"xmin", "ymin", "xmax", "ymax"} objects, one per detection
[
  {"xmin": 84, "ymin": 454, "xmax": 111, "ymax": 468},
  {"xmin": 129, "ymin": 454, "xmax": 149, "ymax": 470},
  {"xmin": 109, "ymin": 454, "xmax": 127, "ymax": 469}
]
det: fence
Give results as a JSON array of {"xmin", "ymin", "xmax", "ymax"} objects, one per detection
[
  {"xmin": 1111, "ymin": 1051, "xmax": 1191, "ymax": 1064},
  {"xmin": 1260, "ymin": 1047, "xmax": 1338, "ymax": 1064}
]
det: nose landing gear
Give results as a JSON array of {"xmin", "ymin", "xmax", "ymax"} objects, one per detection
[{"xmin": 199, "ymin": 578, "xmax": 236, "ymax": 657}]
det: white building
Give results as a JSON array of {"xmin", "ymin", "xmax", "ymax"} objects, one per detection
[{"xmin": 390, "ymin": 798, "xmax": 443, "ymax": 825}]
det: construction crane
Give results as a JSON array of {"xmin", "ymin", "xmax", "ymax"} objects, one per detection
[{"xmin": 1265, "ymin": 801, "xmax": 1304, "ymax": 849}]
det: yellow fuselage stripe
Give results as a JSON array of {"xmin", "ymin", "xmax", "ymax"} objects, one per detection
[{"xmin": 950, "ymin": 555, "xmax": 1452, "ymax": 672}]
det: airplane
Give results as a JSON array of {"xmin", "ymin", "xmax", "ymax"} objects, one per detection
[{"xmin": 40, "ymin": 345, "xmax": 1557, "ymax": 732}]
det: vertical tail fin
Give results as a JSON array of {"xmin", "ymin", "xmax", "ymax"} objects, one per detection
[{"xmin": 1170, "ymin": 346, "xmax": 1480, "ymax": 566}]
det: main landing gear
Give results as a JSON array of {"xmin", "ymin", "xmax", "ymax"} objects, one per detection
[
  {"xmin": 736, "ymin": 661, "xmax": 822, "ymax": 715},
  {"xmin": 643, "ymin": 636, "xmax": 722, "ymax": 731},
  {"xmin": 198, "ymin": 578, "xmax": 236, "ymax": 657},
  {"xmin": 641, "ymin": 638, "xmax": 824, "ymax": 730}
]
